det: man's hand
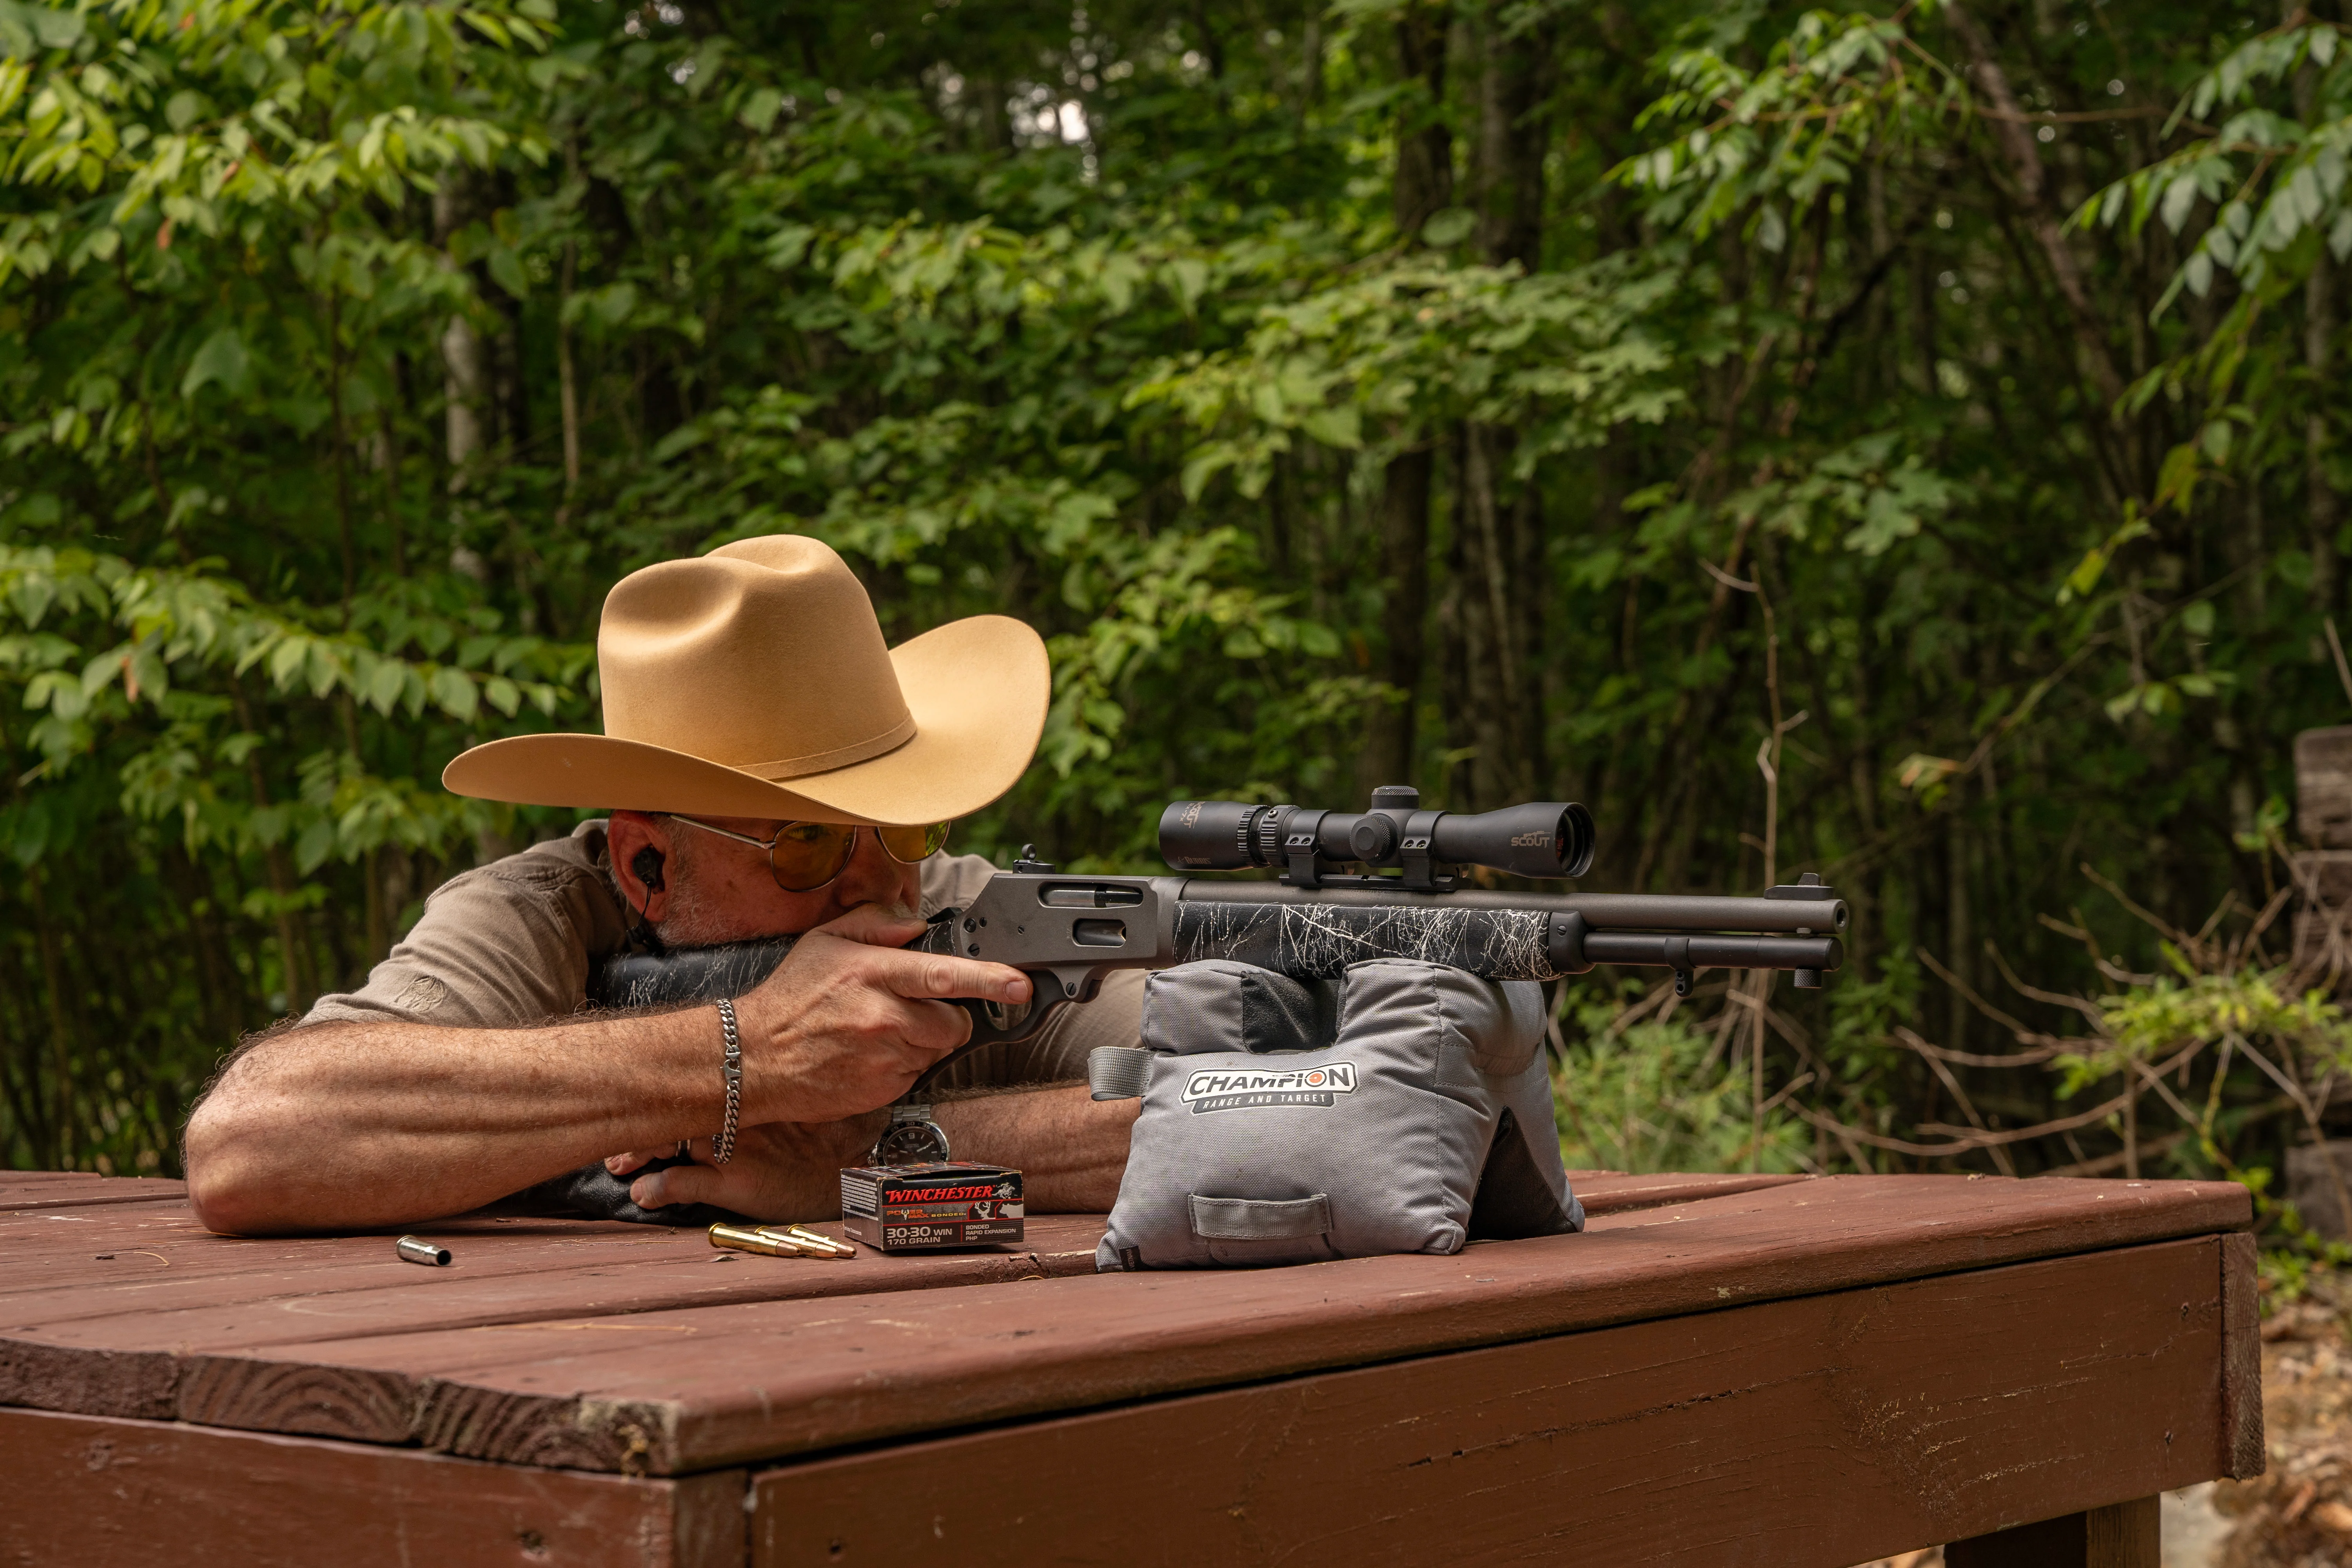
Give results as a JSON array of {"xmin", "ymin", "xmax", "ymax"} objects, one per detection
[
  {"xmin": 611, "ymin": 1117, "xmax": 882, "ymax": 1220},
  {"xmin": 735, "ymin": 902, "xmax": 1031, "ymax": 1124},
  {"xmin": 610, "ymin": 1084, "xmax": 1139, "ymax": 1220}
]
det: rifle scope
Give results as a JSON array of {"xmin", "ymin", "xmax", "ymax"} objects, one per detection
[{"xmin": 1159, "ymin": 786, "xmax": 1595, "ymax": 885}]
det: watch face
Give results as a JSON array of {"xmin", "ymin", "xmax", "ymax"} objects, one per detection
[{"xmin": 871, "ymin": 1116, "xmax": 953, "ymax": 1167}]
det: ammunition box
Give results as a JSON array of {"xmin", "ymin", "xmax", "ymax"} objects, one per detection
[{"xmin": 839, "ymin": 1161, "xmax": 1024, "ymax": 1252}]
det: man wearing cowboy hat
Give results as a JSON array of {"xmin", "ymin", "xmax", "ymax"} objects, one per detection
[{"xmin": 184, "ymin": 535, "xmax": 1144, "ymax": 1235}]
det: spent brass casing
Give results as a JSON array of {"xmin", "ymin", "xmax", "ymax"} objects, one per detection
[
  {"xmin": 709, "ymin": 1223, "xmax": 804, "ymax": 1257},
  {"xmin": 394, "ymin": 1235, "xmax": 451, "ymax": 1267}
]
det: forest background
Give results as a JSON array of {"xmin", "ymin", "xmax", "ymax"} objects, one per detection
[{"xmin": 8, "ymin": 0, "xmax": 2352, "ymax": 1247}]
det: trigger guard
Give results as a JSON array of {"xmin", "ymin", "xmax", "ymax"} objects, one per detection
[
  {"xmin": 908, "ymin": 991, "xmax": 1073, "ymax": 1097},
  {"xmin": 954, "ymin": 988, "xmax": 1072, "ymax": 1047}
]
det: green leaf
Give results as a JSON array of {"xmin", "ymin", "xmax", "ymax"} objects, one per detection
[
  {"xmin": 2161, "ymin": 174, "xmax": 2200, "ymax": 233},
  {"xmin": 180, "ymin": 328, "xmax": 255, "ymax": 400},
  {"xmin": 429, "ymin": 666, "xmax": 479, "ymax": 721},
  {"xmin": 1421, "ymin": 207, "xmax": 1475, "ymax": 247},
  {"xmin": 363, "ymin": 657, "xmax": 406, "ymax": 714},
  {"xmin": 741, "ymin": 87, "xmax": 784, "ymax": 132},
  {"xmin": 1298, "ymin": 406, "xmax": 1361, "ymax": 449},
  {"xmin": 294, "ymin": 817, "xmax": 336, "ymax": 875},
  {"xmin": 486, "ymin": 245, "xmax": 529, "ymax": 300}
]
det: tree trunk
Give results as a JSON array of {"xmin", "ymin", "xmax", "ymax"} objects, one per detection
[
  {"xmin": 230, "ymin": 684, "xmax": 315, "ymax": 1015},
  {"xmin": 2308, "ymin": 236, "xmax": 2341, "ymax": 618},
  {"xmin": 1942, "ymin": 4, "xmax": 2124, "ymax": 411},
  {"xmin": 558, "ymin": 238, "xmax": 581, "ymax": 514},
  {"xmin": 1364, "ymin": 1, "xmax": 1455, "ymax": 792},
  {"xmin": 1454, "ymin": 424, "xmax": 1543, "ymax": 806},
  {"xmin": 1391, "ymin": 2, "xmax": 1452, "ymax": 243},
  {"xmin": 1441, "ymin": 2, "xmax": 1553, "ymax": 809},
  {"xmin": 25, "ymin": 869, "xmax": 79, "ymax": 1168},
  {"xmin": 325, "ymin": 290, "xmax": 358, "ymax": 622},
  {"xmin": 1472, "ymin": 4, "xmax": 1550, "ymax": 272},
  {"xmin": 434, "ymin": 182, "xmax": 491, "ymax": 583},
  {"xmin": 1367, "ymin": 448, "xmax": 1434, "ymax": 791},
  {"xmin": 1946, "ymin": 814, "xmax": 1973, "ymax": 1054}
]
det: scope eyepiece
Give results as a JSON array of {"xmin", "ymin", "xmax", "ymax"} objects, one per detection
[{"xmin": 1158, "ymin": 793, "xmax": 1596, "ymax": 882}]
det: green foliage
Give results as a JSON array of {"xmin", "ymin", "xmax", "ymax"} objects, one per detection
[
  {"xmin": 1552, "ymin": 991, "xmax": 1813, "ymax": 1175},
  {"xmin": 3, "ymin": 0, "xmax": 2351, "ymax": 1191},
  {"xmin": 2072, "ymin": 966, "xmax": 2352, "ymax": 1099}
]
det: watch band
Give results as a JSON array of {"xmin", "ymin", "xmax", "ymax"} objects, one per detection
[{"xmin": 711, "ymin": 998, "xmax": 742, "ymax": 1165}]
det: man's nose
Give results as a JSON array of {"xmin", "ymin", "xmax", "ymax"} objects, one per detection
[{"xmin": 831, "ymin": 830, "xmax": 905, "ymax": 907}]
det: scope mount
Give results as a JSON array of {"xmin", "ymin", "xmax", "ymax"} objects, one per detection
[{"xmin": 1277, "ymin": 795, "xmax": 1461, "ymax": 892}]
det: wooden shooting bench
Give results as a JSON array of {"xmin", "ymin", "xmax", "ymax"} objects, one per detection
[{"xmin": 1, "ymin": 1168, "xmax": 2260, "ymax": 1567}]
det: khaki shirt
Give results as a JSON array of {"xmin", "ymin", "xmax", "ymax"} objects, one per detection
[{"xmin": 303, "ymin": 820, "xmax": 1143, "ymax": 1095}]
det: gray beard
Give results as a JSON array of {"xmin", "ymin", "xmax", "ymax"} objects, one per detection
[{"xmin": 652, "ymin": 862, "xmax": 740, "ymax": 949}]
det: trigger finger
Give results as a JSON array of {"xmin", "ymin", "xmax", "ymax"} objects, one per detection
[{"xmin": 904, "ymin": 996, "xmax": 975, "ymax": 1055}]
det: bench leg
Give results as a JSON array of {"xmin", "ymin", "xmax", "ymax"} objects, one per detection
[{"xmin": 1944, "ymin": 1495, "xmax": 2159, "ymax": 1568}]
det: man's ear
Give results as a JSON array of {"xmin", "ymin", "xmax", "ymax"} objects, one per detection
[{"xmin": 606, "ymin": 811, "xmax": 675, "ymax": 924}]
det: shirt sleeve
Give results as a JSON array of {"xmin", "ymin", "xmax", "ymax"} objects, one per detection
[
  {"xmin": 918, "ymin": 850, "xmax": 1000, "ymax": 916},
  {"xmin": 302, "ymin": 828, "xmax": 631, "ymax": 1030}
]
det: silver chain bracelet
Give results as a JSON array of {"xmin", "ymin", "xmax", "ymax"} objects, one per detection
[{"xmin": 711, "ymin": 997, "xmax": 742, "ymax": 1165}]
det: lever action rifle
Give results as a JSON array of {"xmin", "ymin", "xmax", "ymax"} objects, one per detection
[{"xmin": 595, "ymin": 786, "xmax": 1848, "ymax": 1056}]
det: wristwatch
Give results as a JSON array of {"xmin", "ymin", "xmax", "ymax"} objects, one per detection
[{"xmin": 869, "ymin": 1103, "xmax": 951, "ymax": 1166}]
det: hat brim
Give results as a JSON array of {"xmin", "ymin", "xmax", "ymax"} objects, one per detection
[{"xmin": 440, "ymin": 615, "xmax": 1049, "ymax": 826}]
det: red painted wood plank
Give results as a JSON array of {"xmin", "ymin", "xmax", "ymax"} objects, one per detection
[
  {"xmin": 0, "ymin": 1172, "xmax": 185, "ymax": 1212},
  {"xmin": 10, "ymin": 1174, "xmax": 2241, "ymax": 1474},
  {"xmin": 0, "ymin": 1405, "xmax": 744, "ymax": 1568},
  {"xmin": 0, "ymin": 1212, "xmax": 1106, "ymax": 1422},
  {"xmin": 0, "ymin": 1174, "xmax": 1783, "ymax": 1361},
  {"xmin": 1576, "ymin": 1169, "xmax": 1809, "ymax": 1211},
  {"xmin": 750, "ymin": 1237, "xmax": 2238, "ymax": 1568},
  {"xmin": 2221, "ymin": 1230, "xmax": 2265, "ymax": 1477}
]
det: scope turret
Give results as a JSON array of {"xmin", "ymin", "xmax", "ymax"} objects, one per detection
[{"xmin": 1159, "ymin": 787, "xmax": 1595, "ymax": 888}]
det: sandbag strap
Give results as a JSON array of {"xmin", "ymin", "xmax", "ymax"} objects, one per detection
[
  {"xmin": 1088, "ymin": 1045, "xmax": 1153, "ymax": 1101},
  {"xmin": 1187, "ymin": 1193, "xmax": 1332, "ymax": 1241}
]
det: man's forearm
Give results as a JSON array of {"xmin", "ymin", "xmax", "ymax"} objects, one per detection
[
  {"xmin": 184, "ymin": 1009, "xmax": 733, "ymax": 1235},
  {"xmin": 931, "ymin": 1085, "xmax": 1138, "ymax": 1212}
]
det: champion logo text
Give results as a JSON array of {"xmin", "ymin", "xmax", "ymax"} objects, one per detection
[{"xmin": 1179, "ymin": 1062, "xmax": 1359, "ymax": 1113}]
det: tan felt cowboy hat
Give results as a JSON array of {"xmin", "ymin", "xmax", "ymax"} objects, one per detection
[{"xmin": 441, "ymin": 535, "xmax": 1048, "ymax": 825}]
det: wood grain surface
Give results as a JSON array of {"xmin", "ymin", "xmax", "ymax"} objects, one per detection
[
  {"xmin": 0, "ymin": 1172, "xmax": 185, "ymax": 1212},
  {"xmin": 0, "ymin": 1405, "xmax": 743, "ymax": 1568},
  {"xmin": 0, "ymin": 1170, "xmax": 1795, "ymax": 1424},
  {"xmin": 2220, "ymin": 1230, "xmax": 2266, "ymax": 1477},
  {"xmin": 749, "ymin": 1239, "xmax": 2230, "ymax": 1568},
  {"xmin": 0, "ymin": 1173, "xmax": 2245, "ymax": 1474},
  {"xmin": 0, "ymin": 1171, "xmax": 1786, "ymax": 1374},
  {"xmin": 0, "ymin": 1170, "xmax": 2261, "ymax": 1568}
]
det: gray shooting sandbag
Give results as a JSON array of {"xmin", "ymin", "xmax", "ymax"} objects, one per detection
[{"xmin": 1092, "ymin": 958, "xmax": 1584, "ymax": 1271}]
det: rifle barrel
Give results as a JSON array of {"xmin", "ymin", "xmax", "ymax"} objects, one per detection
[
  {"xmin": 1172, "ymin": 879, "xmax": 1846, "ymax": 935},
  {"xmin": 1169, "ymin": 887, "xmax": 1840, "ymax": 982}
]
